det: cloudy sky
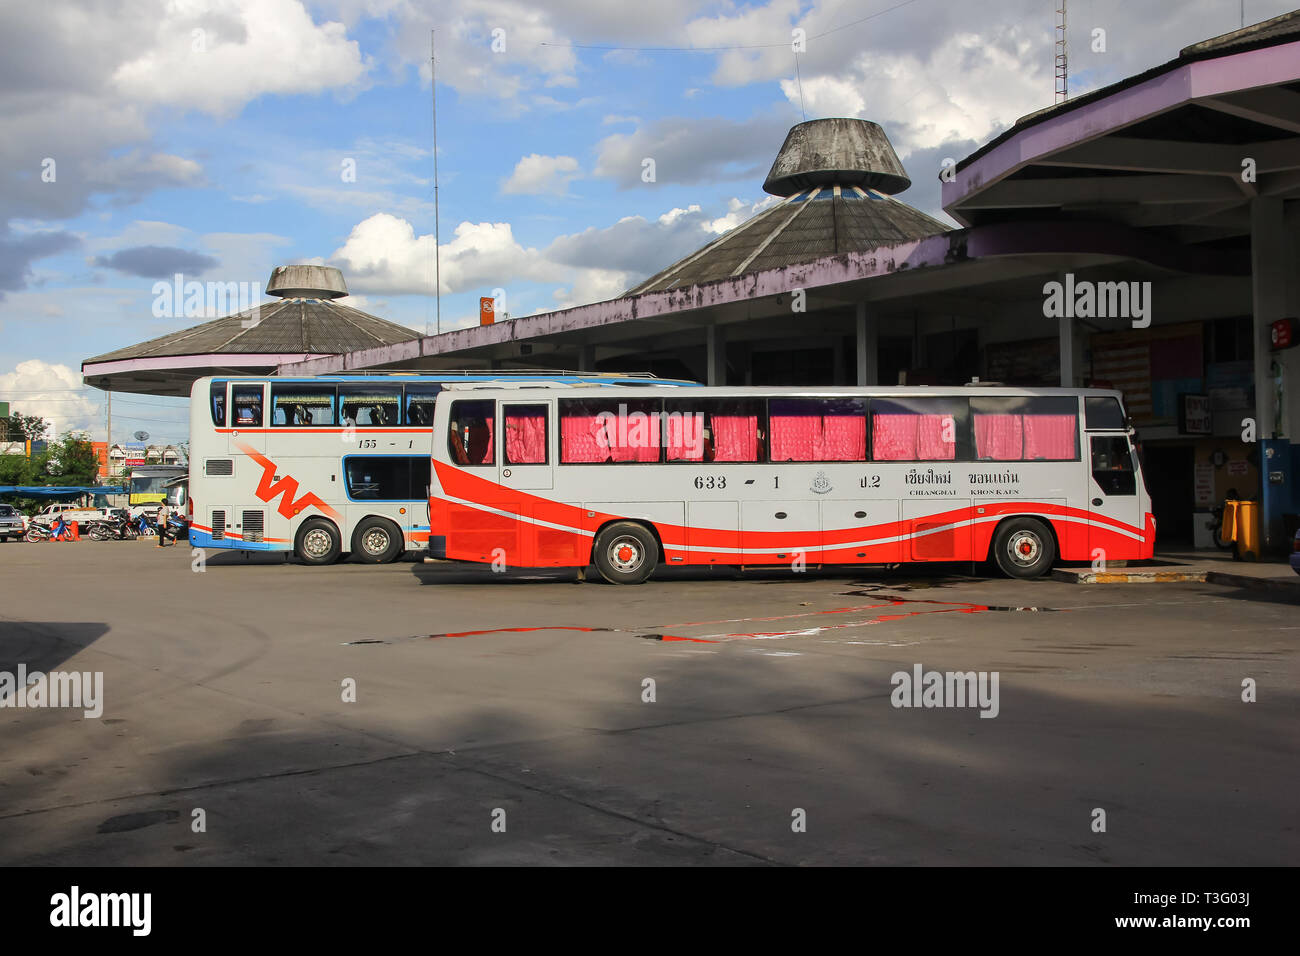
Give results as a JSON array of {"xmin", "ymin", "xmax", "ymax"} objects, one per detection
[{"xmin": 1, "ymin": 0, "xmax": 1291, "ymax": 442}]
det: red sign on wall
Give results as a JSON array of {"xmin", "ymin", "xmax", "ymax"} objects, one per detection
[{"xmin": 1270, "ymin": 318, "xmax": 1296, "ymax": 350}]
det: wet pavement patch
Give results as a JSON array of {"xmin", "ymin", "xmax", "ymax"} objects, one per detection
[{"xmin": 97, "ymin": 809, "xmax": 179, "ymax": 834}]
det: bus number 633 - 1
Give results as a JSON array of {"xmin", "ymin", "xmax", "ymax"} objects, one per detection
[{"xmin": 693, "ymin": 475, "xmax": 726, "ymax": 490}]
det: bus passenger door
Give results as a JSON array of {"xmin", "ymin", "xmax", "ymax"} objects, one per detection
[
  {"xmin": 227, "ymin": 383, "xmax": 267, "ymax": 457},
  {"xmin": 497, "ymin": 402, "xmax": 568, "ymax": 566},
  {"xmin": 1087, "ymin": 434, "xmax": 1144, "ymax": 560}
]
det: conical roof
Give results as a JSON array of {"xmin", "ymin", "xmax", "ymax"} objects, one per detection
[
  {"xmin": 82, "ymin": 267, "xmax": 421, "ymax": 395},
  {"xmin": 626, "ymin": 119, "xmax": 947, "ymax": 296},
  {"xmin": 763, "ymin": 118, "xmax": 912, "ymax": 196}
]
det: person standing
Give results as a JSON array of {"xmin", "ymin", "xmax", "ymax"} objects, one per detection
[{"xmin": 156, "ymin": 500, "xmax": 170, "ymax": 548}]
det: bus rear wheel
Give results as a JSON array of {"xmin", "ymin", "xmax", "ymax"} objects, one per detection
[
  {"xmin": 296, "ymin": 518, "xmax": 342, "ymax": 566},
  {"xmin": 592, "ymin": 522, "xmax": 658, "ymax": 585},
  {"xmin": 353, "ymin": 517, "xmax": 403, "ymax": 564},
  {"xmin": 992, "ymin": 518, "xmax": 1056, "ymax": 579}
]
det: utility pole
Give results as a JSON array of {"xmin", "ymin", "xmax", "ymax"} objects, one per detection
[
  {"xmin": 1055, "ymin": 1, "xmax": 1069, "ymax": 104},
  {"xmin": 431, "ymin": 29, "xmax": 442, "ymax": 336}
]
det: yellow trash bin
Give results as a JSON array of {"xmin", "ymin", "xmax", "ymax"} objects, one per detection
[
  {"xmin": 1233, "ymin": 500, "xmax": 1260, "ymax": 562},
  {"xmin": 1220, "ymin": 499, "xmax": 1239, "ymax": 543}
]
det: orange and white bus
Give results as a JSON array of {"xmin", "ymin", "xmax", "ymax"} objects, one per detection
[
  {"xmin": 187, "ymin": 372, "xmax": 692, "ymax": 564},
  {"xmin": 427, "ymin": 384, "xmax": 1154, "ymax": 583}
]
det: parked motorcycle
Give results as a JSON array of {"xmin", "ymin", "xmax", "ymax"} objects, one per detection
[{"xmin": 86, "ymin": 515, "xmax": 139, "ymax": 541}]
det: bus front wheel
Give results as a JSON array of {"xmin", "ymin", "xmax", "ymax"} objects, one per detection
[
  {"xmin": 352, "ymin": 517, "xmax": 403, "ymax": 564},
  {"xmin": 296, "ymin": 518, "xmax": 342, "ymax": 566},
  {"xmin": 592, "ymin": 522, "xmax": 658, "ymax": 585},
  {"xmin": 991, "ymin": 518, "xmax": 1055, "ymax": 579}
]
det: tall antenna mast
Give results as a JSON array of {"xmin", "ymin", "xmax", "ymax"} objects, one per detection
[
  {"xmin": 1055, "ymin": 1, "xmax": 1068, "ymax": 104},
  {"xmin": 431, "ymin": 29, "xmax": 442, "ymax": 336}
]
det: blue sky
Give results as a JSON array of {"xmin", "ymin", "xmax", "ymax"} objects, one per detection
[{"xmin": 1, "ymin": 0, "xmax": 1292, "ymax": 443}]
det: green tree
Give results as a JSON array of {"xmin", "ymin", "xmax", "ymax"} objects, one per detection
[
  {"xmin": 8, "ymin": 413, "xmax": 49, "ymax": 442},
  {"xmin": 37, "ymin": 432, "xmax": 100, "ymax": 486}
]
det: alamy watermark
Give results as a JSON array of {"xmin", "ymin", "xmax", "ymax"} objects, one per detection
[
  {"xmin": 1043, "ymin": 273, "xmax": 1151, "ymax": 328},
  {"xmin": 0, "ymin": 665, "xmax": 103, "ymax": 718},
  {"xmin": 891, "ymin": 663, "xmax": 999, "ymax": 718},
  {"xmin": 152, "ymin": 272, "xmax": 261, "ymax": 326}
]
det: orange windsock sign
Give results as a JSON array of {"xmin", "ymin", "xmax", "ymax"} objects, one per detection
[{"xmin": 479, "ymin": 297, "xmax": 495, "ymax": 325}]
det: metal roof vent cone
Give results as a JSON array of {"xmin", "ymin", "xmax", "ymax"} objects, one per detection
[
  {"xmin": 762, "ymin": 118, "xmax": 912, "ymax": 197},
  {"xmin": 266, "ymin": 264, "xmax": 348, "ymax": 300}
]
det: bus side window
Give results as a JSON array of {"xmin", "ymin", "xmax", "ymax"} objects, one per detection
[
  {"xmin": 1090, "ymin": 436, "xmax": 1136, "ymax": 495},
  {"xmin": 231, "ymin": 386, "xmax": 263, "ymax": 427}
]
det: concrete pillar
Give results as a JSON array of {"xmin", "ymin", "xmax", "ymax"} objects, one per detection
[
  {"xmin": 1251, "ymin": 196, "xmax": 1288, "ymax": 551},
  {"xmin": 576, "ymin": 345, "xmax": 595, "ymax": 372},
  {"xmin": 1252, "ymin": 197, "xmax": 1287, "ymax": 438},
  {"xmin": 705, "ymin": 326, "xmax": 726, "ymax": 386},
  {"xmin": 1059, "ymin": 314, "xmax": 1074, "ymax": 387},
  {"xmin": 855, "ymin": 303, "xmax": 877, "ymax": 386}
]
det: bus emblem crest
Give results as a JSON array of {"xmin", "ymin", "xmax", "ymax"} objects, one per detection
[{"xmin": 811, "ymin": 471, "xmax": 832, "ymax": 494}]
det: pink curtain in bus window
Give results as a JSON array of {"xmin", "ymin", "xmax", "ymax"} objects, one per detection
[
  {"xmin": 505, "ymin": 410, "xmax": 546, "ymax": 464},
  {"xmin": 466, "ymin": 416, "xmax": 494, "ymax": 465},
  {"xmin": 712, "ymin": 415, "xmax": 758, "ymax": 461},
  {"xmin": 872, "ymin": 414, "xmax": 917, "ymax": 460},
  {"xmin": 604, "ymin": 411, "xmax": 660, "ymax": 462},
  {"xmin": 820, "ymin": 414, "xmax": 866, "ymax": 460},
  {"xmin": 917, "ymin": 414, "xmax": 956, "ymax": 460},
  {"xmin": 974, "ymin": 414, "xmax": 1022, "ymax": 460},
  {"xmin": 666, "ymin": 412, "xmax": 705, "ymax": 461},
  {"xmin": 1023, "ymin": 414, "xmax": 1076, "ymax": 459},
  {"xmin": 561, "ymin": 414, "xmax": 607, "ymax": 462},
  {"xmin": 770, "ymin": 414, "xmax": 820, "ymax": 461}
]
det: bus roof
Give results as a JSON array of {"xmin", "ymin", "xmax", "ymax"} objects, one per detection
[
  {"xmin": 195, "ymin": 371, "xmax": 696, "ymax": 385},
  {"xmin": 431, "ymin": 384, "xmax": 1128, "ymax": 400}
]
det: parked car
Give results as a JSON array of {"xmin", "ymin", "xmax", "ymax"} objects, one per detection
[
  {"xmin": 0, "ymin": 504, "xmax": 25, "ymax": 541},
  {"xmin": 30, "ymin": 502, "xmax": 116, "ymax": 527}
]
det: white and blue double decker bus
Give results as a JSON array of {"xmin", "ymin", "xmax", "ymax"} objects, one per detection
[{"xmin": 188, "ymin": 372, "xmax": 694, "ymax": 564}]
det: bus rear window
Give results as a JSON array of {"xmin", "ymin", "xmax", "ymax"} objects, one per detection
[
  {"xmin": 447, "ymin": 400, "xmax": 495, "ymax": 465},
  {"xmin": 769, "ymin": 398, "xmax": 866, "ymax": 462}
]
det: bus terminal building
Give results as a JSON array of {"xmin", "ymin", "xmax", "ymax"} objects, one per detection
[{"xmin": 81, "ymin": 13, "xmax": 1300, "ymax": 553}]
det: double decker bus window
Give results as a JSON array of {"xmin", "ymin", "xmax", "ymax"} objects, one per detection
[
  {"xmin": 448, "ymin": 400, "xmax": 495, "ymax": 465},
  {"xmin": 339, "ymin": 385, "xmax": 402, "ymax": 427},
  {"xmin": 231, "ymin": 385, "xmax": 263, "ymax": 427},
  {"xmin": 405, "ymin": 384, "xmax": 440, "ymax": 426},
  {"xmin": 870, "ymin": 397, "xmax": 967, "ymax": 461},
  {"xmin": 971, "ymin": 396, "xmax": 1078, "ymax": 462},
  {"xmin": 271, "ymin": 384, "xmax": 336, "ymax": 427},
  {"xmin": 210, "ymin": 380, "xmax": 227, "ymax": 427}
]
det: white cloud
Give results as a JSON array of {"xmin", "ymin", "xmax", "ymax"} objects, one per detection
[
  {"xmin": 330, "ymin": 213, "xmax": 550, "ymax": 296},
  {"xmin": 0, "ymin": 360, "xmax": 99, "ymax": 439},
  {"xmin": 112, "ymin": 0, "xmax": 369, "ymax": 117},
  {"xmin": 502, "ymin": 154, "xmax": 582, "ymax": 195}
]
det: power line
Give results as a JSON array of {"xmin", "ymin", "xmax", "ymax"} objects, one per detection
[{"xmin": 538, "ymin": 0, "xmax": 925, "ymax": 53}]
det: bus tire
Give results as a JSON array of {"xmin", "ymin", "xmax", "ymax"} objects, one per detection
[
  {"xmin": 592, "ymin": 522, "xmax": 658, "ymax": 585},
  {"xmin": 296, "ymin": 518, "xmax": 342, "ymax": 566},
  {"xmin": 991, "ymin": 518, "xmax": 1056, "ymax": 579},
  {"xmin": 353, "ymin": 517, "xmax": 403, "ymax": 564}
]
